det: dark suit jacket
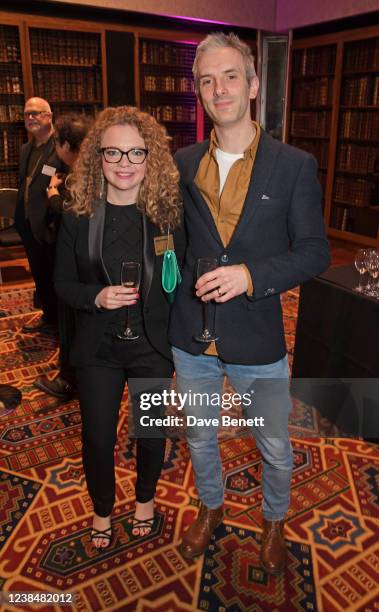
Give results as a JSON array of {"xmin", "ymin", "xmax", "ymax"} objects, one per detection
[
  {"xmin": 54, "ymin": 200, "xmax": 187, "ymax": 367},
  {"xmin": 169, "ymin": 130, "xmax": 330, "ymax": 365},
  {"xmin": 15, "ymin": 136, "xmax": 66, "ymax": 244}
]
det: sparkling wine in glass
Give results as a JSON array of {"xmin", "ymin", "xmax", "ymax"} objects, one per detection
[
  {"xmin": 354, "ymin": 248, "xmax": 368, "ymax": 292},
  {"xmin": 116, "ymin": 261, "xmax": 141, "ymax": 341},
  {"xmin": 365, "ymin": 249, "xmax": 379, "ymax": 298},
  {"xmin": 193, "ymin": 257, "xmax": 219, "ymax": 343}
]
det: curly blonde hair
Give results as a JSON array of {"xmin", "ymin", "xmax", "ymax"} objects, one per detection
[{"xmin": 66, "ymin": 106, "xmax": 182, "ymax": 229}]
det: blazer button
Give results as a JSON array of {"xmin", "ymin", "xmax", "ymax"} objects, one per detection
[
  {"xmin": 144, "ymin": 306, "xmax": 150, "ymax": 314},
  {"xmin": 220, "ymin": 254, "xmax": 228, "ymax": 263}
]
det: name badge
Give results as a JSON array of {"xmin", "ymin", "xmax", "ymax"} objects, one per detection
[
  {"xmin": 41, "ymin": 164, "xmax": 57, "ymax": 177},
  {"xmin": 154, "ymin": 234, "xmax": 174, "ymax": 256}
]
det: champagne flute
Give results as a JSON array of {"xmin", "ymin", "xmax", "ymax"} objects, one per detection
[
  {"xmin": 193, "ymin": 257, "xmax": 219, "ymax": 343},
  {"xmin": 116, "ymin": 261, "xmax": 141, "ymax": 340},
  {"xmin": 365, "ymin": 249, "xmax": 379, "ymax": 298},
  {"xmin": 354, "ymin": 248, "xmax": 368, "ymax": 292}
]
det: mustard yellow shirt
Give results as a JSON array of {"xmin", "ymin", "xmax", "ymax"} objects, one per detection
[{"xmin": 195, "ymin": 122, "xmax": 261, "ymax": 354}]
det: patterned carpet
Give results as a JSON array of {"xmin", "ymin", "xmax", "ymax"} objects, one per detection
[{"xmin": 0, "ymin": 287, "xmax": 378, "ymax": 611}]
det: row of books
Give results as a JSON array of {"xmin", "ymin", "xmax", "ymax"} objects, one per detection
[
  {"xmin": 293, "ymin": 77, "xmax": 333, "ymax": 107},
  {"xmin": 291, "ymin": 110, "xmax": 331, "ymax": 137},
  {"xmin": 339, "ymin": 110, "xmax": 379, "ymax": 140},
  {"xmin": 336, "ymin": 143, "xmax": 377, "ymax": 174},
  {"xmin": 30, "ymin": 29, "xmax": 100, "ymax": 66},
  {"xmin": 171, "ymin": 131, "xmax": 196, "ymax": 152},
  {"xmin": 318, "ymin": 171, "xmax": 327, "ymax": 193},
  {"xmin": 0, "ymin": 26, "xmax": 20, "ymax": 62},
  {"xmin": 0, "ymin": 170, "xmax": 17, "ymax": 189},
  {"xmin": 342, "ymin": 75, "xmax": 379, "ymax": 106},
  {"xmin": 51, "ymin": 103, "xmax": 100, "ymax": 118},
  {"xmin": 344, "ymin": 38, "xmax": 379, "ymax": 72},
  {"xmin": 291, "ymin": 138, "xmax": 329, "ymax": 167},
  {"xmin": 332, "ymin": 205, "xmax": 379, "ymax": 235},
  {"xmin": 334, "ymin": 175, "xmax": 374, "ymax": 207},
  {"xmin": 141, "ymin": 41, "xmax": 195, "ymax": 67},
  {"xmin": 0, "ymin": 128, "xmax": 25, "ymax": 164},
  {"xmin": 143, "ymin": 75, "xmax": 195, "ymax": 94},
  {"xmin": 0, "ymin": 104, "xmax": 24, "ymax": 122},
  {"xmin": 293, "ymin": 45, "xmax": 336, "ymax": 77},
  {"xmin": 0, "ymin": 73, "xmax": 23, "ymax": 95},
  {"xmin": 143, "ymin": 104, "xmax": 196, "ymax": 122},
  {"xmin": 331, "ymin": 206, "xmax": 356, "ymax": 232},
  {"xmin": 33, "ymin": 68, "xmax": 102, "ymax": 102}
]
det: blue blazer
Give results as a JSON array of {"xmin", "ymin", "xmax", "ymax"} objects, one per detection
[{"xmin": 169, "ymin": 130, "xmax": 330, "ymax": 365}]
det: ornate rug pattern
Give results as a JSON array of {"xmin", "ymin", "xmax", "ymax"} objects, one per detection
[{"xmin": 0, "ymin": 288, "xmax": 378, "ymax": 611}]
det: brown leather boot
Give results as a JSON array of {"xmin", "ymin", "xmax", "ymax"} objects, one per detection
[
  {"xmin": 260, "ymin": 518, "xmax": 286, "ymax": 575},
  {"xmin": 179, "ymin": 502, "xmax": 223, "ymax": 559}
]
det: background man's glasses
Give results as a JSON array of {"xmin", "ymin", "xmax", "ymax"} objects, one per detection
[
  {"xmin": 24, "ymin": 110, "xmax": 51, "ymax": 119},
  {"xmin": 99, "ymin": 147, "xmax": 148, "ymax": 164}
]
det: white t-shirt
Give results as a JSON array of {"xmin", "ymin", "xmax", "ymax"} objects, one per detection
[{"xmin": 215, "ymin": 148, "xmax": 244, "ymax": 194}]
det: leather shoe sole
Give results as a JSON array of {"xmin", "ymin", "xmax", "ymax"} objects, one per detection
[
  {"xmin": 22, "ymin": 321, "xmax": 56, "ymax": 334},
  {"xmin": 179, "ymin": 541, "xmax": 209, "ymax": 560},
  {"xmin": 34, "ymin": 377, "xmax": 74, "ymax": 400},
  {"xmin": 260, "ymin": 559, "xmax": 286, "ymax": 575}
]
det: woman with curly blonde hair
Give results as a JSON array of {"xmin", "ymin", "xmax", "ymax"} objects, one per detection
[{"xmin": 55, "ymin": 106, "xmax": 186, "ymax": 549}]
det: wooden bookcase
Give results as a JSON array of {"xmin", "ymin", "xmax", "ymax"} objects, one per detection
[
  {"xmin": 0, "ymin": 24, "xmax": 26, "ymax": 188},
  {"xmin": 287, "ymin": 26, "xmax": 379, "ymax": 246},
  {"xmin": 0, "ymin": 10, "xmax": 257, "ymax": 186},
  {"xmin": 138, "ymin": 37, "xmax": 198, "ymax": 151},
  {"xmin": 27, "ymin": 27, "xmax": 103, "ymax": 118}
]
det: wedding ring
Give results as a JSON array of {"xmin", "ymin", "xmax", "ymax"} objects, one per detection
[{"xmin": 217, "ymin": 287, "xmax": 222, "ymax": 297}]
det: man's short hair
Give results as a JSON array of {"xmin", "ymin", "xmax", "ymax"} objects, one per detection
[
  {"xmin": 54, "ymin": 113, "xmax": 93, "ymax": 152},
  {"xmin": 193, "ymin": 32, "xmax": 256, "ymax": 95}
]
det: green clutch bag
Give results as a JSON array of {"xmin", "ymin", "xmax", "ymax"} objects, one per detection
[{"xmin": 162, "ymin": 249, "xmax": 182, "ymax": 303}]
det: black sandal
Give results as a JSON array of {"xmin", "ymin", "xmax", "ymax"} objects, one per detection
[
  {"xmin": 131, "ymin": 517, "xmax": 154, "ymax": 536},
  {"xmin": 90, "ymin": 527, "xmax": 112, "ymax": 549}
]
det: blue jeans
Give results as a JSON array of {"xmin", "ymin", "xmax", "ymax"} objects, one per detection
[{"xmin": 172, "ymin": 347, "xmax": 293, "ymax": 521}]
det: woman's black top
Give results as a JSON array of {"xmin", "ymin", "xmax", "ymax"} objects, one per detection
[{"xmin": 102, "ymin": 202, "xmax": 143, "ymax": 336}]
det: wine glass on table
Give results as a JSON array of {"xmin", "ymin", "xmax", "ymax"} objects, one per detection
[
  {"xmin": 354, "ymin": 249, "xmax": 368, "ymax": 292},
  {"xmin": 116, "ymin": 261, "xmax": 141, "ymax": 340},
  {"xmin": 365, "ymin": 249, "xmax": 379, "ymax": 298},
  {"xmin": 193, "ymin": 257, "xmax": 219, "ymax": 343}
]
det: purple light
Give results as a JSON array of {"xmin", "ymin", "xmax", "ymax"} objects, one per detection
[{"xmin": 161, "ymin": 13, "xmax": 232, "ymax": 26}]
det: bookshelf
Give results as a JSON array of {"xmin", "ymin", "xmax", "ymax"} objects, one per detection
[
  {"xmin": 28, "ymin": 27, "xmax": 103, "ymax": 118},
  {"xmin": 0, "ymin": 24, "xmax": 26, "ymax": 188},
  {"xmin": 287, "ymin": 27, "xmax": 379, "ymax": 246},
  {"xmin": 0, "ymin": 11, "xmax": 257, "ymax": 188},
  {"xmin": 139, "ymin": 38, "xmax": 198, "ymax": 152},
  {"xmin": 331, "ymin": 36, "xmax": 379, "ymax": 238},
  {"xmin": 289, "ymin": 43, "xmax": 337, "ymax": 212}
]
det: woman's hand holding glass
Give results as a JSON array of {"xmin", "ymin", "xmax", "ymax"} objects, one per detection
[{"xmin": 95, "ymin": 285, "xmax": 138, "ymax": 310}]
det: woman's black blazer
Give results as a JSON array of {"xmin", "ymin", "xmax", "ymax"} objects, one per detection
[{"xmin": 54, "ymin": 199, "xmax": 186, "ymax": 366}]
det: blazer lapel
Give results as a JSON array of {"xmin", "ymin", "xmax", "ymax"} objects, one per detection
[
  {"xmin": 142, "ymin": 214, "xmax": 155, "ymax": 303},
  {"xmin": 188, "ymin": 182, "xmax": 223, "ymax": 245},
  {"xmin": 29, "ymin": 137, "xmax": 55, "ymax": 187},
  {"xmin": 182, "ymin": 142, "xmax": 223, "ymax": 246},
  {"xmin": 88, "ymin": 198, "xmax": 112, "ymax": 284},
  {"xmin": 19, "ymin": 142, "xmax": 32, "ymax": 180},
  {"xmin": 229, "ymin": 131, "xmax": 280, "ymax": 247}
]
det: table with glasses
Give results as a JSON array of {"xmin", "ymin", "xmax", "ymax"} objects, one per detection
[
  {"xmin": 354, "ymin": 248, "xmax": 379, "ymax": 297},
  {"xmin": 292, "ymin": 264, "xmax": 379, "ymax": 438}
]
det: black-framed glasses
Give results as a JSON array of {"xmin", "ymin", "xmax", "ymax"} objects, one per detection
[
  {"xmin": 23, "ymin": 110, "xmax": 51, "ymax": 119},
  {"xmin": 99, "ymin": 147, "xmax": 148, "ymax": 164}
]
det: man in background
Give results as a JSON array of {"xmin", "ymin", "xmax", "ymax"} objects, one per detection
[{"xmin": 15, "ymin": 96, "xmax": 66, "ymax": 333}]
